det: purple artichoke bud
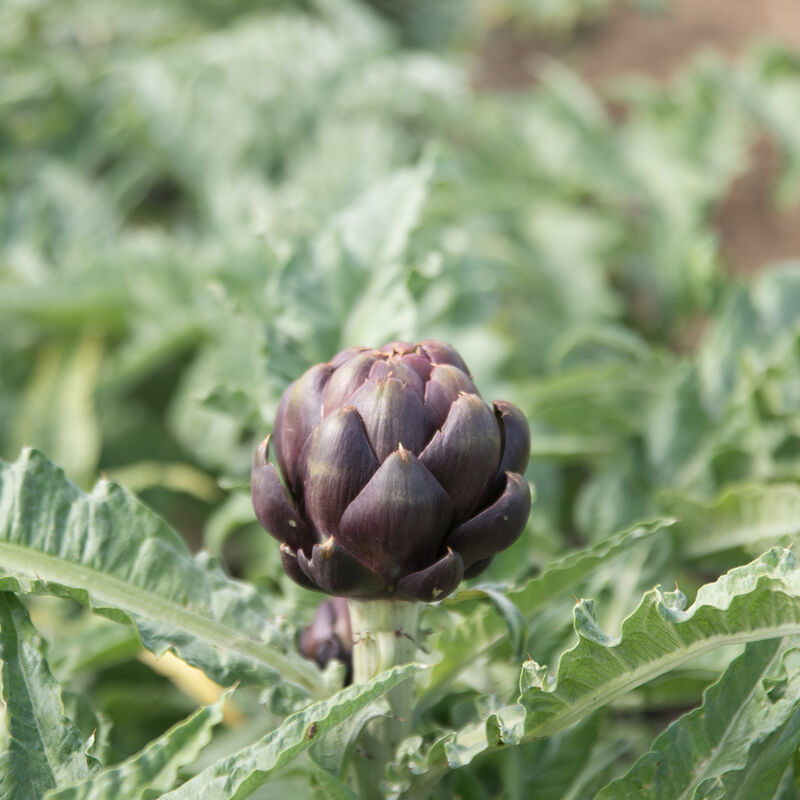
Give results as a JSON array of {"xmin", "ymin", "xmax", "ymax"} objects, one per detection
[
  {"xmin": 251, "ymin": 340, "xmax": 531, "ymax": 601},
  {"xmin": 299, "ymin": 597, "xmax": 352, "ymax": 681}
]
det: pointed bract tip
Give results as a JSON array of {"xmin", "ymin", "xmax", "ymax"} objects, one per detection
[{"xmin": 255, "ymin": 435, "xmax": 271, "ymax": 464}]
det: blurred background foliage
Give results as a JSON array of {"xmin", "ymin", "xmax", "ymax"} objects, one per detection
[{"xmin": 3, "ymin": 0, "xmax": 800, "ymax": 791}]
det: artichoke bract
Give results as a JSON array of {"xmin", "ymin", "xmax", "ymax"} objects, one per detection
[{"xmin": 251, "ymin": 340, "xmax": 531, "ymax": 601}]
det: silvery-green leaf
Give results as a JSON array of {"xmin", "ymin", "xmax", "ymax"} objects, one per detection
[
  {"xmin": 161, "ymin": 664, "xmax": 426, "ymax": 800},
  {"xmin": 597, "ymin": 638, "xmax": 800, "ymax": 800},
  {"xmin": 46, "ymin": 693, "xmax": 228, "ymax": 800},
  {"xmin": 424, "ymin": 520, "xmax": 672, "ymax": 702},
  {"xmin": 402, "ymin": 548, "xmax": 800, "ymax": 792},
  {"xmin": 0, "ymin": 592, "xmax": 93, "ymax": 799},
  {"xmin": 518, "ymin": 548, "xmax": 800, "ymax": 740},
  {"xmin": 0, "ymin": 449, "xmax": 321, "ymax": 694}
]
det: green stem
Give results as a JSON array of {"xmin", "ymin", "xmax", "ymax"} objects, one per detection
[{"xmin": 348, "ymin": 599, "xmax": 420, "ymax": 798}]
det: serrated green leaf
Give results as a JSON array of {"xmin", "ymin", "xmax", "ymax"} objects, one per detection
[
  {"xmin": 403, "ymin": 548, "xmax": 800, "ymax": 792},
  {"xmin": 161, "ymin": 663, "xmax": 426, "ymax": 800},
  {"xmin": 46, "ymin": 692, "xmax": 228, "ymax": 800},
  {"xmin": 0, "ymin": 449, "xmax": 321, "ymax": 693},
  {"xmin": 0, "ymin": 592, "xmax": 92, "ymax": 800},
  {"xmin": 424, "ymin": 520, "xmax": 671, "ymax": 701},
  {"xmin": 518, "ymin": 547, "xmax": 800, "ymax": 740},
  {"xmin": 509, "ymin": 518, "xmax": 674, "ymax": 617},
  {"xmin": 597, "ymin": 638, "xmax": 800, "ymax": 800}
]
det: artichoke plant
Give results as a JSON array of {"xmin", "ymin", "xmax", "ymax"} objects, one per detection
[{"xmin": 251, "ymin": 340, "xmax": 531, "ymax": 602}]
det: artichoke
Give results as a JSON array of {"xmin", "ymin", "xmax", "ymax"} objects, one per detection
[
  {"xmin": 251, "ymin": 340, "xmax": 531, "ymax": 601},
  {"xmin": 299, "ymin": 597, "xmax": 352, "ymax": 680}
]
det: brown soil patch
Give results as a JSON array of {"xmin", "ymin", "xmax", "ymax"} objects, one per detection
[
  {"xmin": 566, "ymin": 0, "xmax": 800, "ymax": 83},
  {"xmin": 476, "ymin": 0, "xmax": 800, "ymax": 274},
  {"xmin": 477, "ymin": 0, "xmax": 800, "ymax": 89},
  {"xmin": 716, "ymin": 139, "xmax": 800, "ymax": 274}
]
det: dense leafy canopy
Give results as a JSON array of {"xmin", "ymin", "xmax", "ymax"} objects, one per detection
[{"xmin": 2, "ymin": 0, "xmax": 800, "ymax": 797}]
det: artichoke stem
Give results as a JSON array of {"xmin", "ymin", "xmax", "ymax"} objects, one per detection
[{"xmin": 348, "ymin": 599, "xmax": 420, "ymax": 798}]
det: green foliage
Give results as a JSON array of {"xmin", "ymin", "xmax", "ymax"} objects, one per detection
[
  {"xmin": 392, "ymin": 548, "xmax": 800, "ymax": 794},
  {"xmin": 47, "ymin": 695, "xmax": 227, "ymax": 800},
  {"xmin": 2, "ymin": 0, "xmax": 800, "ymax": 796},
  {"xmin": 0, "ymin": 448, "xmax": 321, "ymax": 694},
  {"xmin": 598, "ymin": 637, "xmax": 800, "ymax": 799},
  {"xmin": 161, "ymin": 665, "xmax": 425, "ymax": 800},
  {"xmin": 0, "ymin": 593, "xmax": 94, "ymax": 799}
]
